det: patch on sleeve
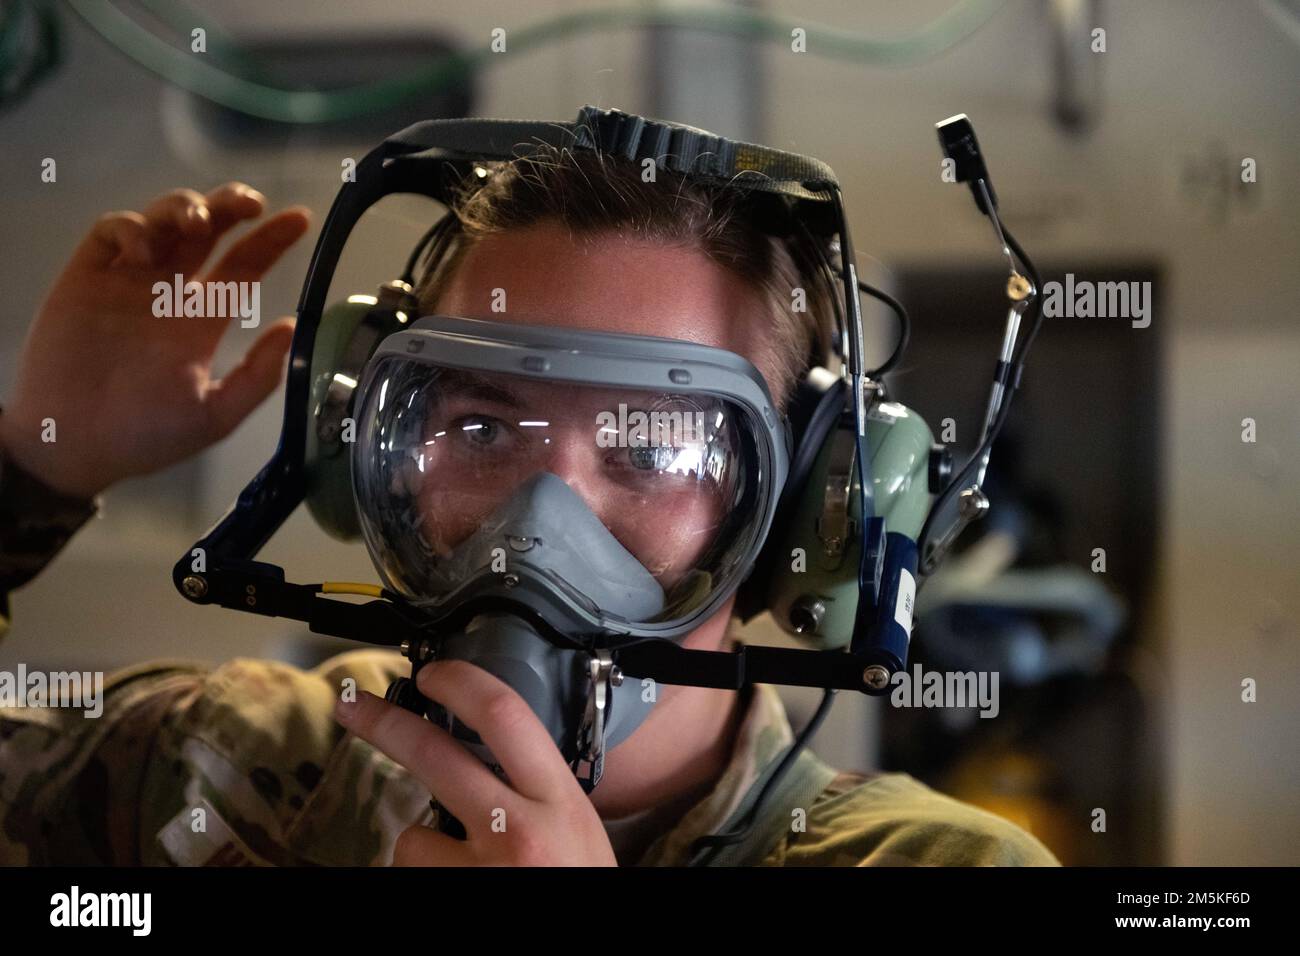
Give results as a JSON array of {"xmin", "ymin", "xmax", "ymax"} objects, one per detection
[{"xmin": 156, "ymin": 797, "xmax": 270, "ymax": 867}]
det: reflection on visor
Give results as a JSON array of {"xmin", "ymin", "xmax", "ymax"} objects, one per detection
[{"xmin": 354, "ymin": 357, "xmax": 766, "ymax": 625}]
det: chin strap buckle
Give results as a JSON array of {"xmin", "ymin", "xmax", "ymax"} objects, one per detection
[{"xmin": 573, "ymin": 650, "xmax": 621, "ymax": 794}]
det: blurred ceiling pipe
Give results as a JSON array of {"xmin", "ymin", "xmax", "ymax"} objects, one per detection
[
  {"xmin": 1047, "ymin": 0, "xmax": 1103, "ymax": 135},
  {"xmin": 644, "ymin": 0, "xmax": 765, "ymax": 142}
]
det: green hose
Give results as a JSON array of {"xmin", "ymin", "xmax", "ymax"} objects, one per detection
[
  {"xmin": 49, "ymin": 0, "xmax": 1007, "ymax": 124},
  {"xmin": 0, "ymin": 0, "xmax": 61, "ymax": 109}
]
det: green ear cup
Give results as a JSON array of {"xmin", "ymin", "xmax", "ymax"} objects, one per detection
[
  {"xmin": 303, "ymin": 296, "xmax": 409, "ymax": 540},
  {"xmin": 768, "ymin": 400, "xmax": 935, "ymax": 649}
]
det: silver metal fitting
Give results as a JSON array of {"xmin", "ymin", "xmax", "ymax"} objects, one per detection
[
  {"xmin": 789, "ymin": 596, "xmax": 827, "ymax": 635},
  {"xmin": 863, "ymin": 664, "xmax": 892, "ymax": 691},
  {"xmin": 957, "ymin": 487, "xmax": 991, "ymax": 520}
]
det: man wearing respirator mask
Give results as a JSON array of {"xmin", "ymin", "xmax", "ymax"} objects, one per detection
[{"xmin": 0, "ymin": 107, "xmax": 1057, "ymax": 867}]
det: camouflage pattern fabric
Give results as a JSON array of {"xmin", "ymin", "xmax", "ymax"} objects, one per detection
[
  {"xmin": 1, "ymin": 651, "xmax": 434, "ymax": 865},
  {"xmin": 0, "ymin": 441, "xmax": 99, "ymax": 641},
  {"xmin": 636, "ymin": 676, "xmax": 1060, "ymax": 866},
  {"xmin": 1, "ymin": 646, "xmax": 1060, "ymax": 867}
]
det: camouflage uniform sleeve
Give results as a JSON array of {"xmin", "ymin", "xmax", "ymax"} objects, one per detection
[
  {"xmin": 0, "ymin": 440, "xmax": 99, "ymax": 642},
  {"xmin": 766, "ymin": 770, "xmax": 1063, "ymax": 866},
  {"xmin": 2, "ymin": 649, "xmax": 434, "ymax": 866},
  {"xmin": 0, "ymin": 661, "xmax": 208, "ymax": 865}
]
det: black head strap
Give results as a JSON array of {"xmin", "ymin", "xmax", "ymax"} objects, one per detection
[{"xmin": 382, "ymin": 106, "xmax": 842, "ymax": 210}]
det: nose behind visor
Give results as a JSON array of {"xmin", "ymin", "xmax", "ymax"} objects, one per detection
[
  {"xmin": 421, "ymin": 470, "xmax": 668, "ymax": 620},
  {"xmin": 349, "ymin": 319, "xmax": 783, "ymax": 637}
]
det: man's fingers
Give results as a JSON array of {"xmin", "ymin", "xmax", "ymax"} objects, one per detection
[
  {"xmin": 391, "ymin": 824, "xmax": 474, "ymax": 867},
  {"xmin": 140, "ymin": 188, "xmax": 213, "ymax": 262},
  {"xmin": 200, "ymin": 206, "xmax": 311, "ymax": 286},
  {"xmin": 202, "ymin": 317, "xmax": 295, "ymax": 441},
  {"xmin": 77, "ymin": 211, "xmax": 152, "ymax": 270},
  {"xmin": 139, "ymin": 184, "xmax": 279, "ymax": 277},
  {"xmin": 415, "ymin": 660, "xmax": 576, "ymax": 803},
  {"xmin": 336, "ymin": 690, "xmax": 511, "ymax": 831},
  {"xmin": 71, "ymin": 185, "xmax": 267, "ymax": 277},
  {"xmin": 202, "ymin": 181, "xmax": 267, "ymax": 237}
]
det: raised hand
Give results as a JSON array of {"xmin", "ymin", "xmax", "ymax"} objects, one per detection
[{"xmin": 0, "ymin": 183, "xmax": 312, "ymax": 498}]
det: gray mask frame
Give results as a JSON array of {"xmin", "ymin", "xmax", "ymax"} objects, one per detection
[{"xmin": 352, "ymin": 314, "xmax": 792, "ymax": 644}]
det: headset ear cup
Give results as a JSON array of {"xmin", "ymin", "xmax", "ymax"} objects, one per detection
[
  {"xmin": 303, "ymin": 299, "xmax": 406, "ymax": 540},
  {"xmin": 735, "ymin": 373, "xmax": 847, "ymax": 622}
]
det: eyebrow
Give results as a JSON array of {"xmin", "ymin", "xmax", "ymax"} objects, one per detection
[{"xmin": 435, "ymin": 369, "xmax": 523, "ymax": 408}]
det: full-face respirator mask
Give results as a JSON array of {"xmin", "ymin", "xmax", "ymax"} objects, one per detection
[
  {"xmin": 350, "ymin": 317, "xmax": 787, "ymax": 779},
  {"xmin": 174, "ymin": 105, "xmax": 1043, "ymax": 852}
]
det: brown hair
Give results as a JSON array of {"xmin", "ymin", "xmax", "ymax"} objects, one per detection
[{"xmin": 414, "ymin": 145, "xmax": 837, "ymax": 408}]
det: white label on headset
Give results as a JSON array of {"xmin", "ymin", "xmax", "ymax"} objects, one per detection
[
  {"xmin": 895, "ymin": 569, "xmax": 916, "ymax": 639},
  {"xmin": 868, "ymin": 401, "xmax": 908, "ymax": 425}
]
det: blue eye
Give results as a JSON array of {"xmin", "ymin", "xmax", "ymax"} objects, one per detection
[{"xmin": 460, "ymin": 417, "xmax": 500, "ymax": 445}]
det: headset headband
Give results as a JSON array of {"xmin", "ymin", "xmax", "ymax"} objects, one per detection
[{"xmin": 382, "ymin": 107, "xmax": 841, "ymax": 203}]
